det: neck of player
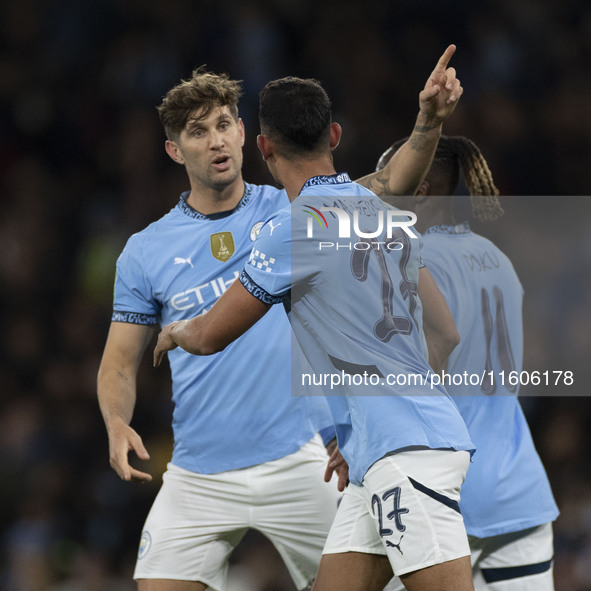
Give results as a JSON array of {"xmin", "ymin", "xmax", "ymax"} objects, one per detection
[
  {"xmin": 186, "ymin": 176, "xmax": 246, "ymax": 215},
  {"xmin": 279, "ymin": 155, "xmax": 337, "ymax": 201}
]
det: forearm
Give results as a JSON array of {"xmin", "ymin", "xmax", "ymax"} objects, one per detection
[
  {"xmin": 424, "ymin": 328, "xmax": 459, "ymax": 373},
  {"xmin": 97, "ymin": 367, "xmax": 137, "ymax": 432},
  {"xmin": 165, "ymin": 318, "xmax": 222, "ymax": 356},
  {"xmin": 418, "ymin": 267, "xmax": 459, "ymax": 372},
  {"xmin": 399, "ymin": 111, "xmax": 443, "ymax": 191},
  {"xmin": 154, "ymin": 280, "xmax": 273, "ymax": 366},
  {"xmin": 386, "ymin": 111, "xmax": 442, "ymax": 195},
  {"xmin": 97, "ymin": 322, "xmax": 153, "ymax": 431},
  {"xmin": 356, "ymin": 111, "xmax": 441, "ymax": 196},
  {"xmin": 97, "ymin": 352, "xmax": 153, "ymax": 482}
]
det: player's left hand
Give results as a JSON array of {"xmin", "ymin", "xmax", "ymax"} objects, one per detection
[
  {"xmin": 324, "ymin": 444, "xmax": 349, "ymax": 492},
  {"xmin": 153, "ymin": 321, "xmax": 181, "ymax": 367},
  {"xmin": 419, "ymin": 44, "xmax": 463, "ymax": 123}
]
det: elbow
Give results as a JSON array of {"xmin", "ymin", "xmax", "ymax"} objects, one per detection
[
  {"xmin": 442, "ymin": 327, "xmax": 460, "ymax": 360},
  {"xmin": 429, "ymin": 329, "xmax": 460, "ymax": 373},
  {"xmin": 449, "ymin": 327, "xmax": 460, "ymax": 351},
  {"xmin": 196, "ymin": 339, "xmax": 227, "ymax": 356}
]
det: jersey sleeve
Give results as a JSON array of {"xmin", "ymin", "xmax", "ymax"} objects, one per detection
[
  {"xmin": 112, "ymin": 235, "xmax": 160, "ymax": 325},
  {"xmin": 239, "ymin": 211, "xmax": 291, "ymax": 304}
]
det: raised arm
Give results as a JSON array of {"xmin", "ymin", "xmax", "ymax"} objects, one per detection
[
  {"xmin": 356, "ymin": 44, "xmax": 463, "ymax": 196},
  {"xmin": 97, "ymin": 322, "xmax": 156, "ymax": 482},
  {"xmin": 153, "ymin": 279, "xmax": 271, "ymax": 367},
  {"xmin": 418, "ymin": 266, "xmax": 460, "ymax": 372}
]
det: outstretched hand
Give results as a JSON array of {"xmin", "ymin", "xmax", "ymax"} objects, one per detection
[{"xmin": 419, "ymin": 44, "xmax": 463, "ymax": 123}]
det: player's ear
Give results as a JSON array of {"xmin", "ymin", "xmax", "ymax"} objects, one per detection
[
  {"xmin": 237, "ymin": 118, "xmax": 246, "ymax": 147},
  {"xmin": 416, "ymin": 181, "xmax": 430, "ymax": 200},
  {"xmin": 329, "ymin": 122, "xmax": 342, "ymax": 151},
  {"xmin": 257, "ymin": 134, "xmax": 273, "ymax": 161},
  {"xmin": 165, "ymin": 140, "xmax": 185, "ymax": 165}
]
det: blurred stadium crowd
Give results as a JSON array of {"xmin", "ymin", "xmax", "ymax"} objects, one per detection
[{"xmin": 1, "ymin": 1, "xmax": 590, "ymax": 589}]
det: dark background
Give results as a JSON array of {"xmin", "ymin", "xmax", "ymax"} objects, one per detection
[{"xmin": 1, "ymin": 1, "xmax": 590, "ymax": 589}]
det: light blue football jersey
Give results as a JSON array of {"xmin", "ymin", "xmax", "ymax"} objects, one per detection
[
  {"xmin": 421, "ymin": 223, "xmax": 558, "ymax": 537},
  {"xmin": 113, "ymin": 183, "xmax": 328, "ymax": 473},
  {"xmin": 240, "ymin": 174, "xmax": 474, "ymax": 485}
]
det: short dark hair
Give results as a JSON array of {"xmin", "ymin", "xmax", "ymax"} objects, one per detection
[{"xmin": 258, "ymin": 77, "xmax": 332, "ymax": 157}]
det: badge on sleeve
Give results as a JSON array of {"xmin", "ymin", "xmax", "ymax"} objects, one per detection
[{"xmin": 210, "ymin": 232, "xmax": 235, "ymax": 262}]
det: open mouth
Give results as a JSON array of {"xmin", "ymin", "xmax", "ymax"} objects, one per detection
[{"xmin": 212, "ymin": 155, "xmax": 230, "ymax": 169}]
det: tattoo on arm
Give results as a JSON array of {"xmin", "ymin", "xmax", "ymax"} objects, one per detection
[
  {"xmin": 409, "ymin": 134, "xmax": 428, "ymax": 151},
  {"xmin": 409, "ymin": 123, "xmax": 439, "ymax": 152},
  {"xmin": 414, "ymin": 124, "xmax": 438, "ymax": 133},
  {"xmin": 368, "ymin": 170, "xmax": 390, "ymax": 195}
]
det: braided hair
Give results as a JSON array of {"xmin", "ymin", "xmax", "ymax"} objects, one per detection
[{"xmin": 376, "ymin": 135, "xmax": 504, "ymax": 221}]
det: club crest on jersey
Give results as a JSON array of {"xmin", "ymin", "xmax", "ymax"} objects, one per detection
[
  {"xmin": 210, "ymin": 232, "xmax": 235, "ymax": 262},
  {"xmin": 250, "ymin": 221, "xmax": 264, "ymax": 241}
]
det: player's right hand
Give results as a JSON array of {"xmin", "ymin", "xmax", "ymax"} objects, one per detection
[
  {"xmin": 153, "ymin": 321, "xmax": 182, "ymax": 367},
  {"xmin": 108, "ymin": 419, "xmax": 152, "ymax": 483},
  {"xmin": 324, "ymin": 444, "xmax": 349, "ymax": 492},
  {"xmin": 419, "ymin": 44, "xmax": 463, "ymax": 123}
]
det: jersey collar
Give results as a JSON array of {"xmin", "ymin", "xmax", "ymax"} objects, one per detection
[
  {"xmin": 300, "ymin": 172, "xmax": 352, "ymax": 192},
  {"xmin": 178, "ymin": 183, "xmax": 254, "ymax": 220},
  {"xmin": 423, "ymin": 221, "xmax": 471, "ymax": 235}
]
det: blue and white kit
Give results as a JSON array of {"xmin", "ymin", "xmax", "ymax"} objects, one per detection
[
  {"xmin": 420, "ymin": 223, "xmax": 559, "ymax": 537},
  {"xmin": 240, "ymin": 173, "xmax": 475, "ymax": 485},
  {"xmin": 115, "ymin": 182, "xmax": 341, "ymax": 588},
  {"xmin": 113, "ymin": 183, "xmax": 329, "ymax": 473}
]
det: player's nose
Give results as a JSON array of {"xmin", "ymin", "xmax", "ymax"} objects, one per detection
[{"xmin": 209, "ymin": 129, "xmax": 225, "ymax": 149}]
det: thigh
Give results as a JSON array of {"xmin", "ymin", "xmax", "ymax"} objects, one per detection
[
  {"xmin": 253, "ymin": 436, "xmax": 342, "ymax": 590},
  {"xmin": 471, "ymin": 523, "xmax": 555, "ymax": 591},
  {"xmin": 312, "ymin": 551, "xmax": 393, "ymax": 591},
  {"xmin": 322, "ymin": 482, "xmax": 387, "ymax": 557},
  {"xmin": 134, "ymin": 464, "xmax": 250, "ymax": 591}
]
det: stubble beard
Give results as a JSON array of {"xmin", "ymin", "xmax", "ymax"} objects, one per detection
[{"xmin": 199, "ymin": 156, "xmax": 242, "ymax": 193}]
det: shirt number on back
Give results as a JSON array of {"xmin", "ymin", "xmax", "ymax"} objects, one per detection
[
  {"xmin": 350, "ymin": 231, "xmax": 417, "ymax": 342},
  {"xmin": 480, "ymin": 286, "xmax": 517, "ymax": 394}
]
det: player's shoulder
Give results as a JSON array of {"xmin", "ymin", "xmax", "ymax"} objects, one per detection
[
  {"xmin": 244, "ymin": 182, "xmax": 289, "ymax": 210},
  {"xmin": 118, "ymin": 201, "xmax": 191, "ymax": 266},
  {"xmin": 256, "ymin": 203, "xmax": 291, "ymax": 241},
  {"xmin": 351, "ymin": 180, "xmax": 382, "ymax": 198},
  {"xmin": 461, "ymin": 228, "xmax": 514, "ymax": 264},
  {"xmin": 422, "ymin": 224, "xmax": 518, "ymax": 276},
  {"xmin": 124, "ymin": 204, "xmax": 181, "ymax": 244}
]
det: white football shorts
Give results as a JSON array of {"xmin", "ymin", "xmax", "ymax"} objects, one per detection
[
  {"xmin": 470, "ymin": 522, "xmax": 554, "ymax": 590},
  {"xmin": 133, "ymin": 435, "xmax": 340, "ymax": 591},
  {"xmin": 323, "ymin": 448, "xmax": 471, "ymax": 577},
  {"xmin": 385, "ymin": 522, "xmax": 554, "ymax": 590}
]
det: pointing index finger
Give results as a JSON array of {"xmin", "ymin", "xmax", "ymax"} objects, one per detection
[{"xmin": 433, "ymin": 44, "xmax": 456, "ymax": 73}]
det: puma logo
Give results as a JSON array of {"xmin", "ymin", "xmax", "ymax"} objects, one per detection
[
  {"xmin": 174, "ymin": 257, "xmax": 194, "ymax": 268},
  {"xmin": 268, "ymin": 220, "xmax": 282, "ymax": 236},
  {"xmin": 386, "ymin": 535, "xmax": 404, "ymax": 555}
]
